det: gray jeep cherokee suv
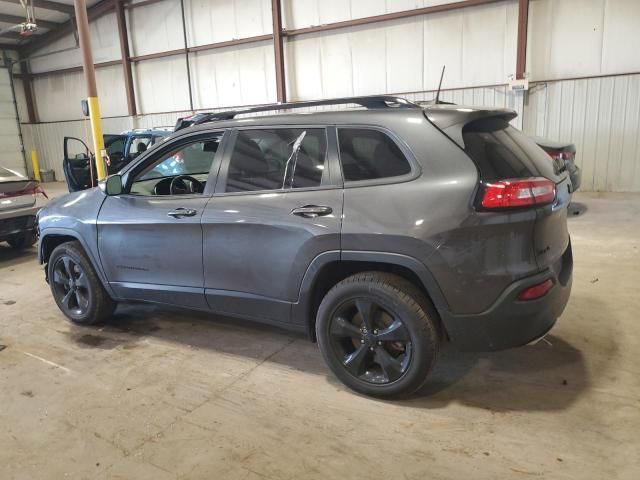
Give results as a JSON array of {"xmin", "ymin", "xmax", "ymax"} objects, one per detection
[{"xmin": 37, "ymin": 96, "xmax": 572, "ymax": 397}]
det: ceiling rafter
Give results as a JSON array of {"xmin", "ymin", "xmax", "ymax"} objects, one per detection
[
  {"xmin": 2, "ymin": 0, "xmax": 76, "ymax": 15},
  {"xmin": 21, "ymin": 0, "xmax": 115, "ymax": 57},
  {"xmin": 0, "ymin": 13, "xmax": 60, "ymax": 30},
  {"xmin": 0, "ymin": 30, "xmax": 44, "ymax": 40}
]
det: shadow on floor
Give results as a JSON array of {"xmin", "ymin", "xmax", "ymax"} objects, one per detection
[
  {"xmin": 568, "ymin": 201, "xmax": 588, "ymax": 217},
  {"xmin": 401, "ymin": 335, "xmax": 588, "ymax": 412},
  {"xmin": 63, "ymin": 293, "xmax": 614, "ymax": 412},
  {"xmin": 0, "ymin": 244, "xmax": 37, "ymax": 268}
]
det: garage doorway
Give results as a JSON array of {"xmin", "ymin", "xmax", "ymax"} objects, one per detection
[{"xmin": 0, "ymin": 66, "xmax": 27, "ymax": 177}]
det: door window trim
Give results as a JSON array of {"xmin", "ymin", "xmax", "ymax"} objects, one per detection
[
  {"xmin": 120, "ymin": 129, "xmax": 229, "ymax": 198},
  {"xmin": 335, "ymin": 125, "xmax": 421, "ymax": 188},
  {"xmin": 213, "ymin": 125, "xmax": 342, "ymax": 197}
]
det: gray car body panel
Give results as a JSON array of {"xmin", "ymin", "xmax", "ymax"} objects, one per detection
[{"xmin": 38, "ymin": 105, "xmax": 572, "ymax": 351}]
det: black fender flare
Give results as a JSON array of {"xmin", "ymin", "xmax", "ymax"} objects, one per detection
[
  {"xmin": 38, "ymin": 227, "xmax": 118, "ymax": 300},
  {"xmin": 292, "ymin": 250, "xmax": 450, "ymax": 339}
]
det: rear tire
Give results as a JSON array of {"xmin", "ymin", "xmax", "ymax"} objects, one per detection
[
  {"xmin": 48, "ymin": 241, "xmax": 116, "ymax": 325},
  {"xmin": 316, "ymin": 272, "xmax": 441, "ymax": 398},
  {"xmin": 7, "ymin": 231, "xmax": 36, "ymax": 249}
]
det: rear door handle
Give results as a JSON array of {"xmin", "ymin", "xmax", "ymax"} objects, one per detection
[
  {"xmin": 167, "ymin": 207, "xmax": 197, "ymax": 218},
  {"xmin": 291, "ymin": 205, "xmax": 333, "ymax": 218}
]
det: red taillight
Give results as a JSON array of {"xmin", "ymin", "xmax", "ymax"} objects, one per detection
[
  {"xmin": 518, "ymin": 279, "xmax": 554, "ymax": 301},
  {"xmin": 481, "ymin": 177, "xmax": 555, "ymax": 209}
]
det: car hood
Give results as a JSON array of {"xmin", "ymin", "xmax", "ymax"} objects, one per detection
[{"xmin": 38, "ymin": 187, "xmax": 105, "ymax": 228}]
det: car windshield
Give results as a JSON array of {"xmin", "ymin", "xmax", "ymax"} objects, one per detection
[{"xmin": 138, "ymin": 141, "xmax": 217, "ymax": 182}]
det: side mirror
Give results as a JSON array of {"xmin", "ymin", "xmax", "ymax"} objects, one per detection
[{"xmin": 103, "ymin": 174, "xmax": 123, "ymax": 196}]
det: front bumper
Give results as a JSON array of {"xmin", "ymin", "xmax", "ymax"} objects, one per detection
[{"xmin": 441, "ymin": 244, "xmax": 573, "ymax": 352}]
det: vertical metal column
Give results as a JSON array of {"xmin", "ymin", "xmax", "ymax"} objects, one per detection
[
  {"xmin": 74, "ymin": 0, "xmax": 107, "ymax": 180},
  {"xmin": 271, "ymin": 0, "xmax": 286, "ymax": 103},
  {"xmin": 516, "ymin": 0, "xmax": 530, "ymax": 80},
  {"xmin": 180, "ymin": 0, "xmax": 194, "ymax": 112},
  {"xmin": 18, "ymin": 54, "xmax": 37, "ymax": 123},
  {"xmin": 2, "ymin": 53, "xmax": 29, "ymax": 177},
  {"xmin": 115, "ymin": 0, "xmax": 136, "ymax": 116}
]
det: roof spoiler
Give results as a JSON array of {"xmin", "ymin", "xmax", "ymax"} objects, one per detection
[{"xmin": 423, "ymin": 106, "xmax": 519, "ymax": 147}]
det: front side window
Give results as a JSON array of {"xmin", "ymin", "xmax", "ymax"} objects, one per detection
[
  {"xmin": 130, "ymin": 133, "xmax": 223, "ymax": 196},
  {"xmin": 225, "ymin": 128, "xmax": 327, "ymax": 193},
  {"xmin": 338, "ymin": 128, "xmax": 411, "ymax": 182}
]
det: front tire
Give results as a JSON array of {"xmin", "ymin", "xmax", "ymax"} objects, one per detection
[
  {"xmin": 316, "ymin": 272, "xmax": 441, "ymax": 398},
  {"xmin": 48, "ymin": 241, "xmax": 116, "ymax": 325}
]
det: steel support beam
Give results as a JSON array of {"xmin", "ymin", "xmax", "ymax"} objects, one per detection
[
  {"xmin": 515, "ymin": 0, "xmax": 529, "ymax": 80},
  {"xmin": 129, "ymin": 34, "xmax": 273, "ymax": 62},
  {"xmin": 0, "ymin": 13, "xmax": 60, "ymax": 30},
  {"xmin": 74, "ymin": 0, "xmax": 107, "ymax": 181},
  {"xmin": 3, "ymin": 0, "xmax": 75, "ymax": 15},
  {"xmin": 125, "ymin": 0, "xmax": 168, "ymax": 9},
  {"xmin": 271, "ymin": 0, "xmax": 286, "ymax": 103},
  {"xmin": 0, "ymin": 30, "xmax": 38, "ymax": 39},
  {"xmin": 15, "ymin": 60, "xmax": 121, "ymax": 78},
  {"xmin": 22, "ymin": 0, "xmax": 114, "ymax": 57},
  {"xmin": 283, "ymin": 0, "xmax": 506, "ymax": 37},
  {"xmin": 20, "ymin": 0, "xmax": 509, "ymax": 92},
  {"xmin": 114, "ymin": 0, "xmax": 136, "ymax": 115},
  {"xmin": 18, "ymin": 54, "xmax": 37, "ymax": 123},
  {"xmin": 179, "ymin": 0, "xmax": 194, "ymax": 111}
]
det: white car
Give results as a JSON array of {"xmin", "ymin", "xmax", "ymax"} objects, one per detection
[{"xmin": 0, "ymin": 167, "xmax": 48, "ymax": 249}]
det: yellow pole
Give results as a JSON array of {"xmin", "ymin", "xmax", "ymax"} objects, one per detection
[
  {"xmin": 30, "ymin": 150, "xmax": 41, "ymax": 182},
  {"xmin": 87, "ymin": 97, "xmax": 107, "ymax": 180},
  {"xmin": 74, "ymin": 0, "xmax": 107, "ymax": 181}
]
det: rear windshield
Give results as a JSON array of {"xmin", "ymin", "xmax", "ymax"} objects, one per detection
[{"xmin": 462, "ymin": 117, "xmax": 558, "ymax": 182}]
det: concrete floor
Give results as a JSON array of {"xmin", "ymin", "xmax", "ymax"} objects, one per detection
[{"xmin": 1, "ymin": 189, "xmax": 638, "ymax": 479}]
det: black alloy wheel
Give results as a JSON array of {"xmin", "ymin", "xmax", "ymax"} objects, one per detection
[
  {"xmin": 316, "ymin": 272, "xmax": 441, "ymax": 398},
  {"xmin": 48, "ymin": 241, "xmax": 116, "ymax": 325},
  {"xmin": 328, "ymin": 298, "xmax": 412, "ymax": 385},
  {"xmin": 51, "ymin": 255, "xmax": 91, "ymax": 316}
]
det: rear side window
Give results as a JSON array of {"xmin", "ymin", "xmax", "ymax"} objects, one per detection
[
  {"xmin": 462, "ymin": 118, "xmax": 557, "ymax": 181},
  {"xmin": 226, "ymin": 128, "xmax": 327, "ymax": 192},
  {"xmin": 338, "ymin": 128, "xmax": 411, "ymax": 182}
]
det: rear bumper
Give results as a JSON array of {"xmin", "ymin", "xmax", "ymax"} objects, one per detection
[
  {"xmin": 0, "ymin": 206, "xmax": 39, "ymax": 240},
  {"xmin": 441, "ymin": 244, "xmax": 573, "ymax": 352},
  {"xmin": 568, "ymin": 163, "xmax": 581, "ymax": 191}
]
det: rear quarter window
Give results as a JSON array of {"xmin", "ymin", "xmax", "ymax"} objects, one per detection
[
  {"xmin": 338, "ymin": 128, "xmax": 411, "ymax": 182},
  {"xmin": 462, "ymin": 117, "xmax": 557, "ymax": 182}
]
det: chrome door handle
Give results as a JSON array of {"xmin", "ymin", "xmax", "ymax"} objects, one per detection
[
  {"xmin": 291, "ymin": 205, "xmax": 333, "ymax": 218},
  {"xmin": 167, "ymin": 208, "xmax": 197, "ymax": 218}
]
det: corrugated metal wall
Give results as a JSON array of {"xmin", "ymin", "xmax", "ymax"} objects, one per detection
[
  {"xmin": 285, "ymin": 1, "xmax": 518, "ymax": 99},
  {"xmin": 12, "ymin": 0, "xmax": 640, "ymax": 191},
  {"xmin": 21, "ymin": 117, "xmax": 133, "ymax": 182},
  {"xmin": 0, "ymin": 67, "xmax": 26, "ymax": 175},
  {"xmin": 523, "ymin": 75, "xmax": 640, "ymax": 192}
]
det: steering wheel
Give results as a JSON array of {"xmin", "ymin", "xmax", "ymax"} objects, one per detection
[{"xmin": 169, "ymin": 175, "xmax": 204, "ymax": 195}]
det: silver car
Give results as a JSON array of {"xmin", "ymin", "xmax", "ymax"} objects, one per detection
[{"xmin": 0, "ymin": 166, "xmax": 47, "ymax": 249}]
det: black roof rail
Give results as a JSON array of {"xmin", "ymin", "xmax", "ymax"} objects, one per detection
[{"xmin": 174, "ymin": 95, "xmax": 420, "ymax": 131}]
